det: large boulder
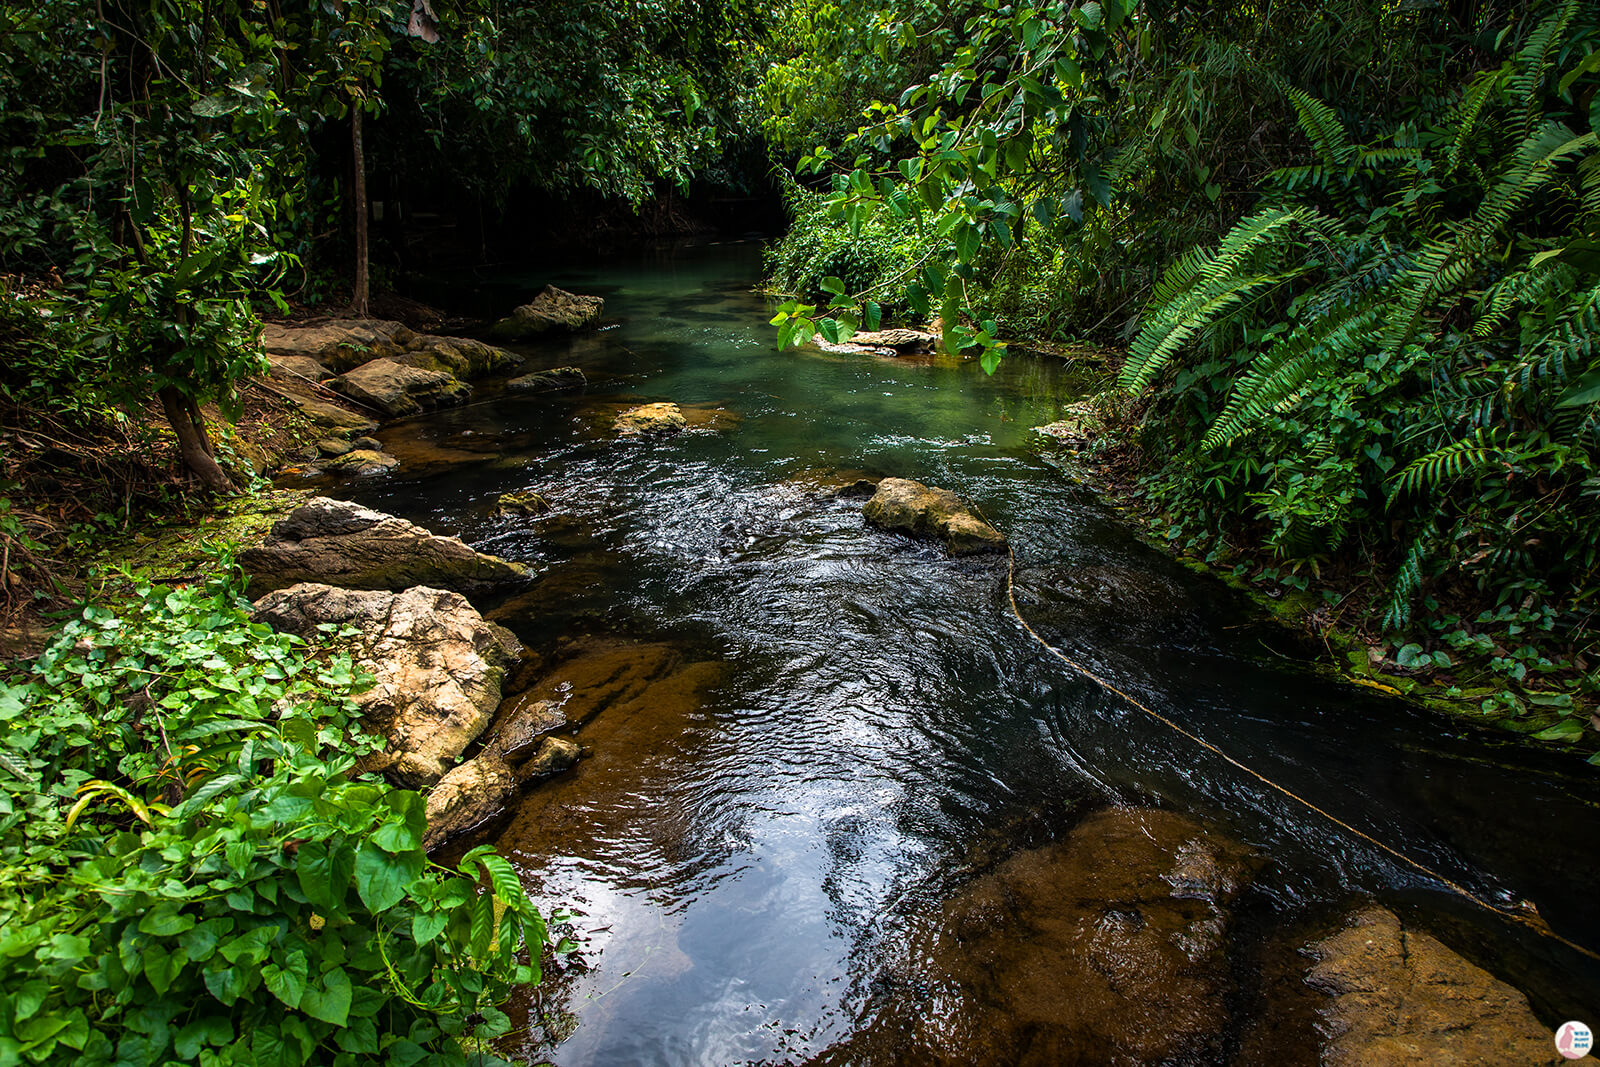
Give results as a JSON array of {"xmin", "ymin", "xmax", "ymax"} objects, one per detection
[
  {"xmin": 251, "ymin": 583, "xmax": 520, "ymax": 787},
  {"xmin": 1308, "ymin": 907, "xmax": 1560, "ymax": 1066},
  {"xmin": 393, "ymin": 335, "xmax": 520, "ymax": 379},
  {"xmin": 330, "ymin": 358, "xmax": 471, "ymax": 418},
  {"xmin": 862, "ymin": 477, "xmax": 1007, "ymax": 555},
  {"xmin": 241, "ymin": 496, "xmax": 528, "ymax": 595},
  {"xmin": 487, "ymin": 286, "xmax": 604, "ymax": 340}
]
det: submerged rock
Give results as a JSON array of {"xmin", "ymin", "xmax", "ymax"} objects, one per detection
[
  {"xmin": 521, "ymin": 736, "xmax": 580, "ymax": 781},
  {"xmin": 1307, "ymin": 907, "xmax": 1559, "ymax": 1066},
  {"xmin": 862, "ymin": 477, "xmax": 1006, "ymax": 555},
  {"xmin": 487, "ymin": 695, "xmax": 568, "ymax": 762},
  {"xmin": 495, "ymin": 490, "xmax": 551, "ymax": 517},
  {"xmin": 838, "ymin": 807, "xmax": 1255, "ymax": 1065},
  {"xmin": 241, "ymin": 496, "xmax": 528, "ymax": 595},
  {"xmin": 423, "ymin": 753, "xmax": 517, "ymax": 850},
  {"xmin": 507, "ymin": 366, "xmax": 587, "ymax": 393},
  {"xmin": 251, "ymin": 583, "xmax": 520, "ymax": 787},
  {"xmin": 488, "ymin": 285, "xmax": 604, "ymax": 340},
  {"xmin": 1034, "ymin": 400, "xmax": 1105, "ymax": 448},
  {"xmin": 331, "ymin": 357, "xmax": 471, "ymax": 418},
  {"xmin": 615, "ymin": 402, "xmax": 687, "ymax": 436}
]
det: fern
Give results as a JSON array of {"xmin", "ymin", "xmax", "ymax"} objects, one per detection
[
  {"xmin": 1387, "ymin": 429, "xmax": 1502, "ymax": 506},
  {"xmin": 1380, "ymin": 528, "xmax": 1433, "ymax": 632},
  {"xmin": 1203, "ymin": 302, "xmax": 1381, "ymax": 448},
  {"xmin": 1122, "ymin": 207, "xmax": 1323, "ymax": 391},
  {"xmin": 1510, "ymin": 0, "xmax": 1577, "ymax": 134},
  {"xmin": 1447, "ymin": 70, "xmax": 1502, "ymax": 173},
  {"xmin": 1287, "ymin": 88, "xmax": 1355, "ymax": 169}
]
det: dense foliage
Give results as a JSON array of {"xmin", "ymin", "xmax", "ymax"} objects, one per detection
[
  {"xmin": 0, "ymin": 567, "xmax": 546, "ymax": 1065},
  {"xmin": 764, "ymin": 0, "xmax": 1600, "ymax": 744}
]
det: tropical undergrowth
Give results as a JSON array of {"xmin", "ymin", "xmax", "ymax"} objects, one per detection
[
  {"xmin": 0, "ymin": 562, "xmax": 547, "ymax": 1065},
  {"xmin": 1110, "ymin": 4, "xmax": 1600, "ymax": 748}
]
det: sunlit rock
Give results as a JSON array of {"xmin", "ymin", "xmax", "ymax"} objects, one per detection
[
  {"xmin": 251, "ymin": 582, "xmax": 521, "ymax": 787},
  {"xmin": 488, "ymin": 285, "xmax": 604, "ymax": 340},
  {"xmin": 615, "ymin": 401, "xmax": 688, "ymax": 435},
  {"xmin": 862, "ymin": 477, "xmax": 1006, "ymax": 555}
]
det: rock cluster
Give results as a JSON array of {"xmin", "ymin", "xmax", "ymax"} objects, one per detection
[
  {"xmin": 862, "ymin": 477, "xmax": 1007, "ymax": 555},
  {"xmin": 487, "ymin": 285, "xmax": 604, "ymax": 340}
]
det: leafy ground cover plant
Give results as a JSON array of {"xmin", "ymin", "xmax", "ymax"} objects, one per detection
[{"xmin": 0, "ymin": 562, "xmax": 545, "ymax": 1065}]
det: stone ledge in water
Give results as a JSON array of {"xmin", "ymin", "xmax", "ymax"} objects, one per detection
[
  {"xmin": 507, "ymin": 366, "xmax": 587, "ymax": 393},
  {"xmin": 495, "ymin": 490, "xmax": 551, "ymax": 517},
  {"xmin": 1307, "ymin": 907, "xmax": 1560, "ymax": 1066},
  {"xmin": 615, "ymin": 402, "xmax": 688, "ymax": 435},
  {"xmin": 251, "ymin": 582, "xmax": 520, "ymax": 788},
  {"xmin": 863, "ymin": 477, "xmax": 1006, "ymax": 555},
  {"xmin": 487, "ymin": 285, "xmax": 604, "ymax": 340},
  {"xmin": 240, "ymin": 496, "xmax": 529, "ymax": 596}
]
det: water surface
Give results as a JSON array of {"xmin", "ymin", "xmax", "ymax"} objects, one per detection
[{"xmin": 348, "ymin": 243, "xmax": 1600, "ymax": 1064}]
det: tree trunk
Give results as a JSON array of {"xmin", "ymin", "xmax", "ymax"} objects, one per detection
[
  {"xmin": 352, "ymin": 102, "xmax": 370, "ymax": 316},
  {"xmin": 159, "ymin": 386, "xmax": 234, "ymax": 492}
]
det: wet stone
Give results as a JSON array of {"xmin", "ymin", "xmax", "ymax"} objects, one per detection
[
  {"xmin": 316, "ymin": 437, "xmax": 354, "ymax": 458},
  {"xmin": 487, "ymin": 694, "xmax": 569, "ymax": 762},
  {"xmin": 836, "ymin": 807, "xmax": 1255, "ymax": 1065}
]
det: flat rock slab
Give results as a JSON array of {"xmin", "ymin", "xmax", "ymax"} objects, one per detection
[
  {"xmin": 321, "ymin": 448, "xmax": 399, "ymax": 475},
  {"xmin": 1308, "ymin": 907, "xmax": 1561, "ymax": 1066},
  {"xmin": 863, "ymin": 477, "xmax": 1007, "ymax": 555},
  {"xmin": 331, "ymin": 358, "xmax": 471, "ymax": 418},
  {"xmin": 487, "ymin": 285, "xmax": 604, "ymax": 340},
  {"xmin": 507, "ymin": 366, "xmax": 587, "ymax": 392},
  {"xmin": 252, "ymin": 583, "xmax": 521, "ymax": 787},
  {"xmin": 851, "ymin": 327, "xmax": 938, "ymax": 353},
  {"xmin": 287, "ymin": 395, "xmax": 379, "ymax": 435},
  {"xmin": 241, "ymin": 496, "xmax": 528, "ymax": 595},
  {"xmin": 263, "ymin": 319, "xmax": 414, "ymax": 372}
]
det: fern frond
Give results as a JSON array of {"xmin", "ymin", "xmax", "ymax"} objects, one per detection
[
  {"xmin": 1387, "ymin": 430, "xmax": 1502, "ymax": 506},
  {"xmin": 1447, "ymin": 70, "xmax": 1501, "ymax": 172},
  {"xmin": 1122, "ymin": 270, "xmax": 1307, "ymax": 391},
  {"xmin": 1511, "ymin": 0, "xmax": 1577, "ymax": 133},
  {"xmin": 1203, "ymin": 303, "xmax": 1382, "ymax": 448},
  {"xmin": 1287, "ymin": 88, "xmax": 1355, "ymax": 169},
  {"xmin": 1380, "ymin": 530, "xmax": 1431, "ymax": 631}
]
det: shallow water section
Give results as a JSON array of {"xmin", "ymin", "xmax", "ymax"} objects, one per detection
[{"xmin": 348, "ymin": 243, "xmax": 1600, "ymax": 1064}]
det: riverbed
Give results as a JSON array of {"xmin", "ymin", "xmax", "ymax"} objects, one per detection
[{"xmin": 343, "ymin": 242, "xmax": 1600, "ymax": 1064}]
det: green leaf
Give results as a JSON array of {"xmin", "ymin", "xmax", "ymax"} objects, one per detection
[
  {"xmin": 354, "ymin": 841, "xmax": 422, "ymax": 913},
  {"xmin": 296, "ymin": 840, "xmax": 354, "ymax": 911},
  {"xmin": 1532, "ymin": 719, "xmax": 1584, "ymax": 742},
  {"xmin": 138, "ymin": 903, "xmax": 196, "ymax": 938},
  {"xmin": 819, "ymin": 276, "xmax": 846, "ymax": 295},
  {"xmin": 300, "ymin": 967, "xmax": 353, "ymax": 1026},
  {"xmin": 412, "ymin": 909, "xmax": 448, "ymax": 945},
  {"xmin": 262, "ymin": 950, "xmax": 308, "ymax": 1009}
]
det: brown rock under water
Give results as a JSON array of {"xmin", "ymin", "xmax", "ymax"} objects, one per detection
[
  {"xmin": 1308, "ymin": 907, "xmax": 1561, "ymax": 1066},
  {"xmin": 828, "ymin": 807, "xmax": 1256, "ymax": 1066}
]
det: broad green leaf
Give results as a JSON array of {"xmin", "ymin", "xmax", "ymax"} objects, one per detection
[
  {"xmin": 300, "ymin": 967, "xmax": 352, "ymax": 1026},
  {"xmin": 354, "ymin": 840, "xmax": 422, "ymax": 913}
]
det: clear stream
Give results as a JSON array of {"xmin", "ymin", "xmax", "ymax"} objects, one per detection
[{"xmin": 340, "ymin": 242, "xmax": 1600, "ymax": 1064}]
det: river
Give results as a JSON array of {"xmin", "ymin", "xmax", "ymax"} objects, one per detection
[{"xmin": 344, "ymin": 241, "xmax": 1600, "ymax": 1064}]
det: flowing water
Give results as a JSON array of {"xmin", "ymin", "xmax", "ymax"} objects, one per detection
[{"xmin": 341, "ymin": 242, "xmax": 1600, "ymax": 1064}]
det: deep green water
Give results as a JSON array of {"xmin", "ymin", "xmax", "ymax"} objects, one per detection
[{"xmin": 338, "ymin": 242, "xmax": 1600, "ymax": 1064}]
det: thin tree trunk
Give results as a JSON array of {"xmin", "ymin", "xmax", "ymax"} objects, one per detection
[
  {"xmin": 352, "ymin": 101, "xmax": 370, "ymax": 316},
  {"xmin": 159, "ymin": 386, "xmax": 233, "ymax": 492}
]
